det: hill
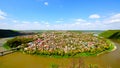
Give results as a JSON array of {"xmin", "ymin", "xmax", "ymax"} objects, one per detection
[
  {"xmin": 99, "ymin": 30, "xmax": 120, "ymax": 39},
  {"xmin": 0, "ymin": 29, "xmax": 34, "ymax": 38}
]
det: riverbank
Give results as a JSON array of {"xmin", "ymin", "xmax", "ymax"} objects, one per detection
[
  {"xmin": 110, "ymin": 43, "xmax": 117, "ymax": 52},
  {"xmin": 1, "ymin": 39, "xmax": 120, "ymax": 68},
  {"xmin": 1, "ymin": 30, "xmax": 120, "ymax": 68},
  {"xmin": 3, "ymin": 31, "xmax": 116, "ymax": 57},
  {"xmin": 0, "ymin": 38, "xmax": 13, "ymax": 52},
  {"xmin": 96, "ymin": 41, "xmax": 116, "ymax": 56}
]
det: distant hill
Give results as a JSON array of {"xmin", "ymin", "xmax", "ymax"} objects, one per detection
[
  {"xmin": 99, "ymin": 30, "xmax": 120, "ymax": 39},
  {"xmin": 0, "ymin": 29, "xmax": 34, "ymax": 38}
]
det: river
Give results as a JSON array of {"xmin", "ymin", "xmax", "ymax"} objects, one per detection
[{"xmin": 0, "ymin": 38, "xmax": 120, "ymax": 68}]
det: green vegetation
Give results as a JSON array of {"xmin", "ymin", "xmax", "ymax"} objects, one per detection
[
  {"xmin": 4, "ymin": 36, "xmax": 34, "ymax": 48},
  {"xmin": 99, "ymin": 30, "xmax": 120, "ymax": 39},
  {"xmin": 4, "ymin": 31, "xmax": 115, "ymax": 57},
  {"xmin": 99, "ymin": 30, "xmax": 120, "ymax": 43},
  {"xmin": 3, "ymin": 43, "xmax": 11, "ymax": 49},
  {"xmin": 0, "ymin": 29, "xmax": 35, "ymax": 38},
  {"xmin": 0, "ymin": 29, "xmax": 22, "ymax": 38}
]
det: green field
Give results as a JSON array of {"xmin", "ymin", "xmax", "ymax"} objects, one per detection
[{"xmin": 99, "ymin": 30, "xmax": 120, "ymax": 39}]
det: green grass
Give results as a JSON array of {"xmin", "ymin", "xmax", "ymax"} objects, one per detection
[
  {"xmin": 99, "ymin": 30, "xmax": 120, "ymax": 39},
  {"xmin": 23, "ymin": 46, "xmax": 114, "ymax": 58},
  {"xmin": 106, "ymin": 40, "xmax": 115, "ymax": 51},
  {"xmin": 3, "ymin": 43, "xmax": 11, "ymax": 49}
]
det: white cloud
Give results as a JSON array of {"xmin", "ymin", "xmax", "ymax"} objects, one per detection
[
  {"xmin": 0, "ymin": 10, "xmax": 7, "ymax": 16},
  {"xmin": 0, "ymin": 11, "xmax": 120, "ymax": 30},
  {"xmin": 22, "ymin": 21, "xmax": 31, "ymax": 24},
  {"xmin": 0, "ymin": 18, "xmax": 119, "ymax": 30},
  {"xmin": 75, "ymin": 18, "xmax": 86, "ymax": 22},
  {"xmin": 55, "ymin": 20, "xmax": 64, "ymax": 23},
  {"xmin": 0, "ymin": 15, "xmax": 6, "ymax": 19},
  {"xmin": 89, "ymin": 14, "xmax": 100, "ymax": 19},
  {"xmin": 109, "ymin": 13, "xmax": 120, "ymax": 23},
  {"xmin": 0, "ymin": 20, "xmax": 53, "ymax": 30},
  {"xmin": 33, "ymin": 21, "xmax": 39, "ymax": 24},
  {"xmin": 44, "ymin": 2, "xmax": 48, "ymax": 6},
  {"xmin": 55, "ymin": 19, "xmax": 64, "ymax": 23},
  {"xmin": 12, "ymin": 20, "xmax": 19, "ymax": 23},
  {"xmin": 0, "ymin": 10, "xmax": 7, "ymax": 20},
  {"xmin": 109, "ymin": 19, "xmax": 120, "ymax": 23},
  {"xmin": 111, "ymin": 13, "xmax": 120, "ymax": 19}
]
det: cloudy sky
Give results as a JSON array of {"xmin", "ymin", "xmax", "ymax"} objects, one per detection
[{"xmin": 0, "ymin": 0, "xmax": 120, "ymax": 30}]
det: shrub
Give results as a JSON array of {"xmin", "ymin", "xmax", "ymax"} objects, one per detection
[{"xmin": 5, "ymin": 36, "xmax": 33, "ymax": 48}]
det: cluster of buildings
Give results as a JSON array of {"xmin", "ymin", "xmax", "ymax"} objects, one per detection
[{"xmin": 23, "ymin": 31, "xmax": 110, "ymax": 54}]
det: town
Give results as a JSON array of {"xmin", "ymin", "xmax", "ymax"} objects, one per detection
[{"xmin": 21, "ymin": 31, "xmax": 112, "ymax": 56}]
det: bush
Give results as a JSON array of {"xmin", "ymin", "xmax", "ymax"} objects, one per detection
[{"xmin": 5, "ymin": 36, "xmax": 34, "ymax": 48}]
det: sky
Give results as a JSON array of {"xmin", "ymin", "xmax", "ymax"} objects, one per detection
[{"xmin": 0, "ymin": 0, "xmax": 120, "ymax": 30}]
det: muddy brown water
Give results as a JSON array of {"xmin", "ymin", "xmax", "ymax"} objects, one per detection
[{"xmin": 0, "ymin": 38, "xmax": 120, "ymax": 68}]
